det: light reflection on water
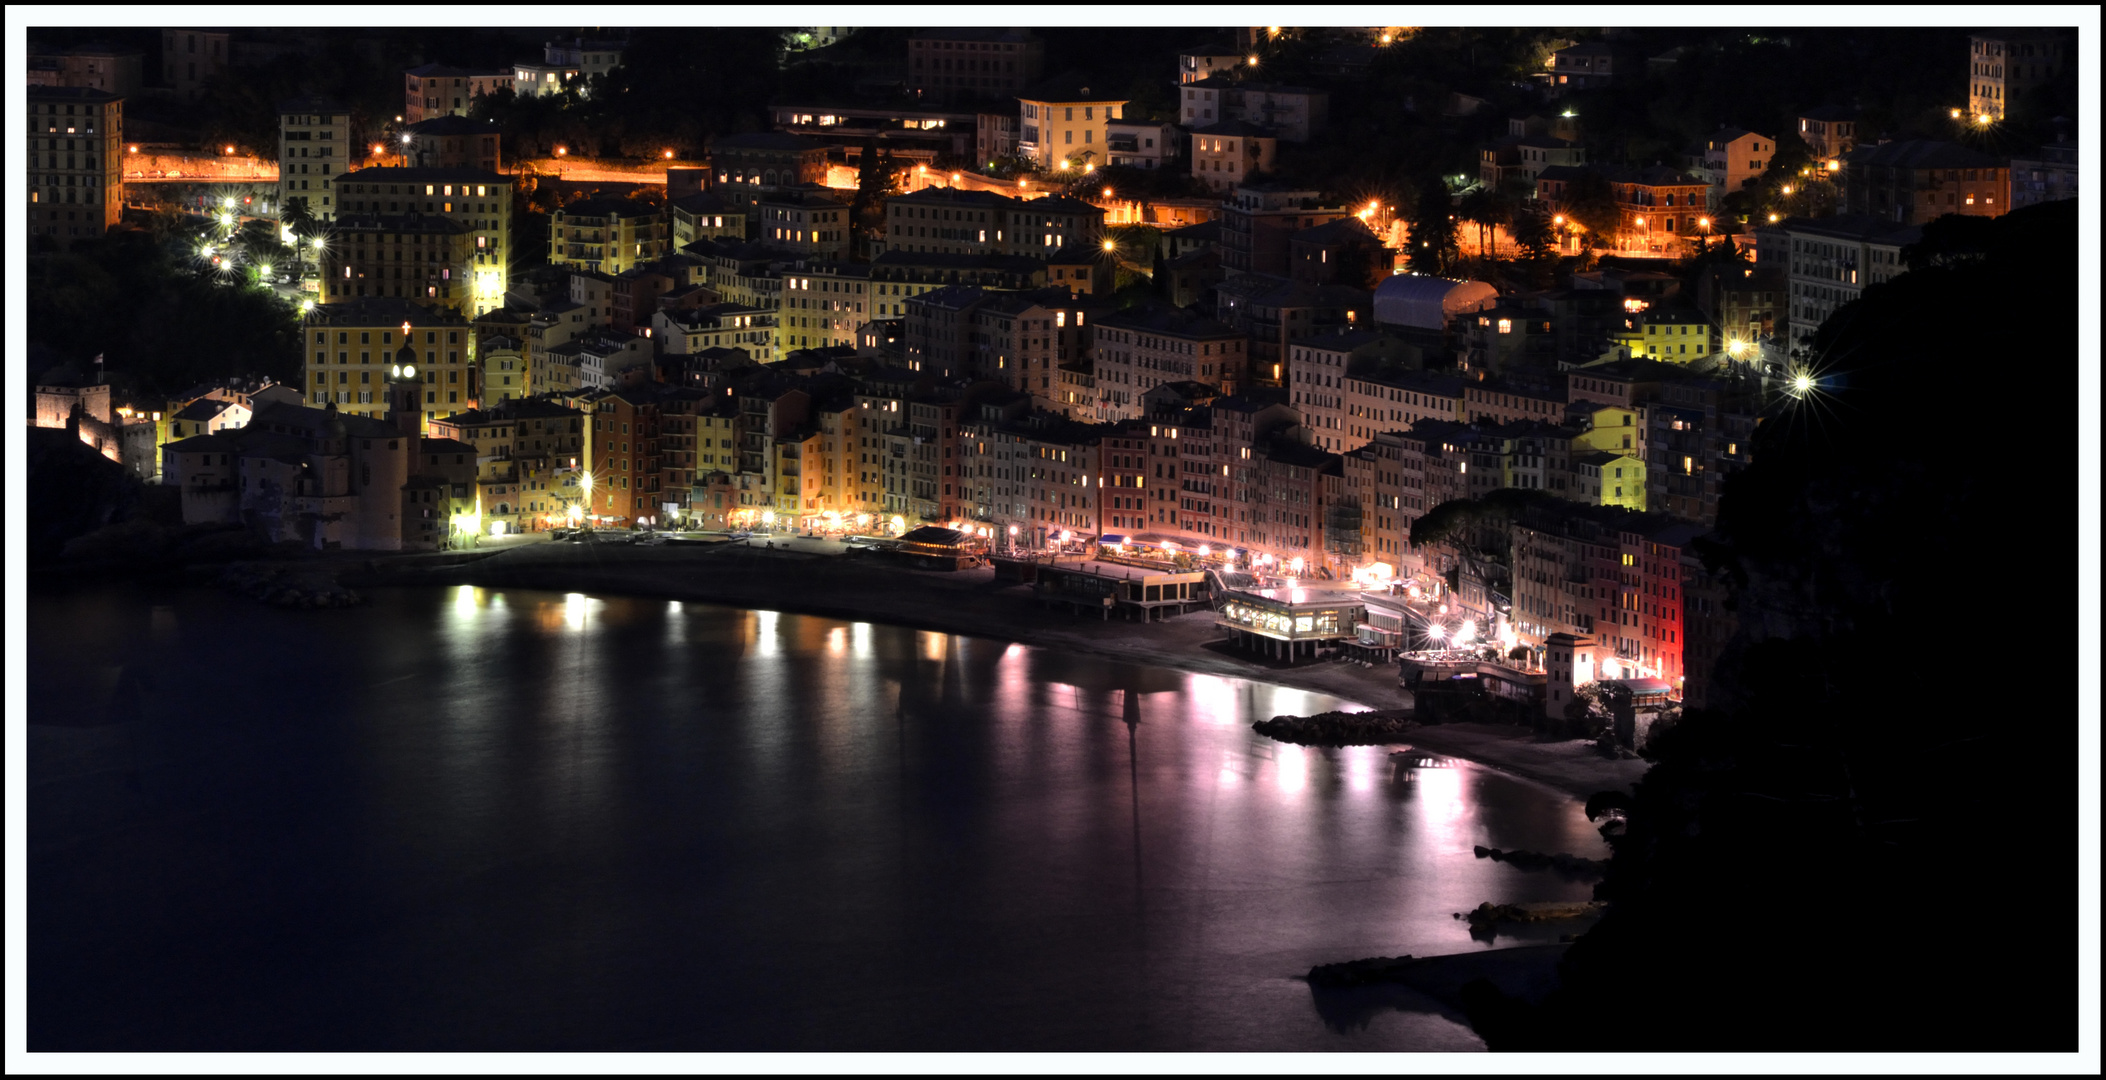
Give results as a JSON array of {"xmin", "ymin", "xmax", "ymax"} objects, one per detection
[{"xmin": 28, "ymin": 585, "xmax": 1610, "ymax": 1053}]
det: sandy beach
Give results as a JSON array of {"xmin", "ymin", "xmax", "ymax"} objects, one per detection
[{"xmin": 352, "ymin": 535, "xmax": 1649, "ymax": 801}]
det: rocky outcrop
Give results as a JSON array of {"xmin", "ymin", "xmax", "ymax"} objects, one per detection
[
  {"xmin": 1306, "ymin": 955, "xmax": 1418, "ymax": 988},
  {"xmin": 1471, "ymin": 846, "xmax": 1607, "ymax": 878},
  {"xmin": 1457, "ymin": 900, "xmax": 1605, "ymax": 929},
  {"xmin": 218, "ymin": 562, "xmax": 361, "ymax": 608},
  {"xmin": 1252, "ymin": 709, "xmax": 1417, "ymax": 746}
]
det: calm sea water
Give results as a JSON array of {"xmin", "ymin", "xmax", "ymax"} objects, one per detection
[{"xmin": 28, "ymin": 584, "xmax": 1607, "ymax": 1052}]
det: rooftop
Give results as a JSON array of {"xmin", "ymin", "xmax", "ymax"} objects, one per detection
[
  {"xmin": 1019, "ymin": 69, "xmax": 1130, "ymax": 104},
  {"xmin": 1843, "ymin": 138, "xmax": 2002, "ymax": 170},
  {"xmin": 337, "ymin": 165, "xmax": 514, "ymax": 184},
  {"xmin": 556, "ymin": 197, "xmax": 662, "ymax": 218},
  {"xmin": 404, "ymin": 115, "xmax": 498, "ymax": 137},
  {"xmin": 1191, "ymin": 119, "xmax": 1276, "ymax": 138}
]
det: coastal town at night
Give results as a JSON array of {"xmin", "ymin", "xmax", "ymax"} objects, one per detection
[{"xmin": 14, "ymin": 12, "xmax": 2097, "ymax": 1068}]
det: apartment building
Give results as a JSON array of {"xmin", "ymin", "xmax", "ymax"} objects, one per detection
[
  {"xmin": 550, "ymin": 197, "xmax": 667, "ymax": 276},
  {"xmin": 779, "ymin": 263, "xmax": 872, "ymax": 352},
  {"xmin": 1758, "ymin": 214, "xmax": 1921, "ymax": 347},
  {"xmin": 907, "ymin": 28, "xmax": 1043, "ymax": 102},
  {"xmin": 163, "ymin": 29, "xmax": 229, "ymax": 99},
  {"xmin": 1968, "ymin": 31, "xmax": 2068, "ymax": 122},
  {"xmin": 28, "ymin": 87, "xmax": 123, "ymax": 247},
  {"xmin": 403, "ymin": 115, "xmax": 502, "ymax": 172},
  {"xmin": 302, "ymin": 297, "xmax": 476, "ymax": 426},
  {"xmin": 426, "ymin": 397, "xmax": 586, "ymax": 534},
  {"xmin": 1692, "ymin": 128, "xmax": 1774, "ymax": 208},
  {"xmin": 1017, "ymin": 71, "xmax": 1129, "ymax": 169},
  {"xmin": 277, "ymin": 97, "xmax": 351, "ymax": 221},
  {"xmin": 757, "ymin": 186, "xmax": 853, "ymax": 258},
  {"xmin": 1796, "ymin": 105, "xmax": 1857, "ymax": 161},
  {"xmin": 330, "ymin": 167, "xmax": 515, "ymax": 314},
  {"xmin": 1190, "ymin": 121, "xmax": 1277, "ymax": 192},
  {"xmin": 403, "ymin": 63, "xmax": 512, "ymax": 123},
  {"xmin": 1841, "ymin": 139, "xmax": 2009, "ymax": 225},
  {"xmin": 1095, "ymin": 305, "xmax": 1247, "ymax": 419}
]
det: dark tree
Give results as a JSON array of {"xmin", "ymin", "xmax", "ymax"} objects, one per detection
[
  {"xmin": 1407, "ymin": 177, "xmax": 1459, "ymax": 275},
  {"xmin": 1562, "ymin": 168, "xmax": 1621, "ymax": 244},
  {"xmin": 1463, "ymin": 200, "xmax": 2076, "ymax": 1052}
]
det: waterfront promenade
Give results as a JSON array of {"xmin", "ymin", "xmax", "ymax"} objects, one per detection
[{"xmin": 360, "ymin": 534, "xmax": 1648, "ymax": 800}]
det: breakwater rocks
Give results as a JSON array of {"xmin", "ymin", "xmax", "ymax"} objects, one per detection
[
  {"xmin": 1457, "ymin": 900, "xmax": 1606, "ymax": 929},
  {"xmin": 1472, "ymin": 846, "xmax": 1607, "ymax": 878},
  {"xmin": 219, "ymin": 562, "xmax": 362, "ymax": 608},
  {"xmin": 1252, "ymin": 709, "xmax": 1418, "ymax": 746},
  {"xmin": 1306, "ymin": 955, "xmax": 1416, "ymax": 988}
]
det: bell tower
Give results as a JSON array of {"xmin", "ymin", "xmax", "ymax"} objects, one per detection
[{"xmin": 385, "ymin": 320, "xmax": 424, "ymax": 452}]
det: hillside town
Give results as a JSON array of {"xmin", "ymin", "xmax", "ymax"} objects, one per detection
[{"xmin": 28, "ymin": 24, "xmax": 2079, "ymax": 722}]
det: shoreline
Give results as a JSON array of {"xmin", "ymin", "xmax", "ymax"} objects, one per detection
[{"xmin": 342, "ymin": 538, "xmax": 1649, "ymax": 801}]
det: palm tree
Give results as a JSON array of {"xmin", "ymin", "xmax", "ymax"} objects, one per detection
[{"xmin": 1456, "ymin": 186, "xmax": 1496, "ymax": 259}]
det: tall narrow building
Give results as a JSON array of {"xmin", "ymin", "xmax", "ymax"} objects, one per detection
[
  {"xmin": 277, "ymin": 96, "xmax": 351, "ymax": 222},
  {"xmin": 28, "ymin": 86, "xmax": 124, "ymax": 248}
]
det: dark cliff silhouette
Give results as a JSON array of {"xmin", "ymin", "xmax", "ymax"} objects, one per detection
[{"xmin": 1466, "ymin": 199, "xmax": 2077, "ymax": 1051}]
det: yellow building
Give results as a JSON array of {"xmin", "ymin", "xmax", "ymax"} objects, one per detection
[
  {"xmin": 1634, "ymin": 306, "xmax": 1716, "ymax": 363},
  {"xmin": 779, "ymin": 265, "xmax": 872, "ymax": 353},
  {"xmin": 331, "ymin": 167, "xmax": 514, "ymax": 315},
  {"xmin": 1572, "ymin": 403, "xmax": 1642, "ymax": 455},
  {"xmin": 550, "ymin": 197, "xmax": 667, "ymax": 276},
  {"xmin": 303, "ymin": 297, "xmax": 476, "ymax": 426},
  {"xmin": 29, "ymin": 86, "xmax": 123, "ymax": 248},
  {"xmin": 1018, "ymin": 71, "xmax": 1129, "ymax": 169},
  {"xmin": 1574, "ymin": 450, "xmax": 1645, "ymax": 511}
]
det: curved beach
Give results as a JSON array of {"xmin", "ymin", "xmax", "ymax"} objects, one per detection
[{"xmin": 353, "ymin": 535, "xmax": 1649, "ymax": 800}]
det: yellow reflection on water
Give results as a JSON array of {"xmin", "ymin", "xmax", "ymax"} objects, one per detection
[
  {"xmin": 826, "ymin": 626, "xmax": 847, "ymax": 657},
  {"xmin": 755, "ymin": 609, "xmax": 780, "ymax": 658},
  {"xmin": 851, "ymin": 622, "xmax": 872, "ymax": 659},
  {"xmin": 564, "ymin": 592, "xmax": 589, "ymax": 632},
  {"xmin": 920, "ymin": 631, "xmax": 945, "ymax": 662}
]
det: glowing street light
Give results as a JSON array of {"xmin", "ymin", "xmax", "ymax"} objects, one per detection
[
  {"xmin": 1951, "ymin": 108, "xmax": 1963, "ymax": 119},
  {"xmin": 1780, "ymin": 184, "xmax": 1793, "ymax": 196},
  {"xmin": 1976, "ymin": 114, "xmax": 1992, "ymax": 126},
  {"xmin": 554, "ymin": 146, "xmax": 567, "ymax": 156},
  {"xmin": 1768, "ymin": 212, "xmax": 1780, "ymax": 223},
  {"xmin": 1790, "ymin": 372, "xmax": 1816, "ymax": 397},
  {"xmin": 400, "ymin": 133, "xmax": 412, "ymax": 145},
  {"xmin": 1101, "ymin": 238, "xmax": 1117, "ymax": 252},
  {"xmin": 664, "ymin": 149, "xmax": 675, "ymax": 159},
  {"xmin": 1289, "ymin": 555, "xmax": 1305, "ymax": 576},
  {"xmin": 1247, "ymin": 55, "xmax": 1260, "ymax": 66}
]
